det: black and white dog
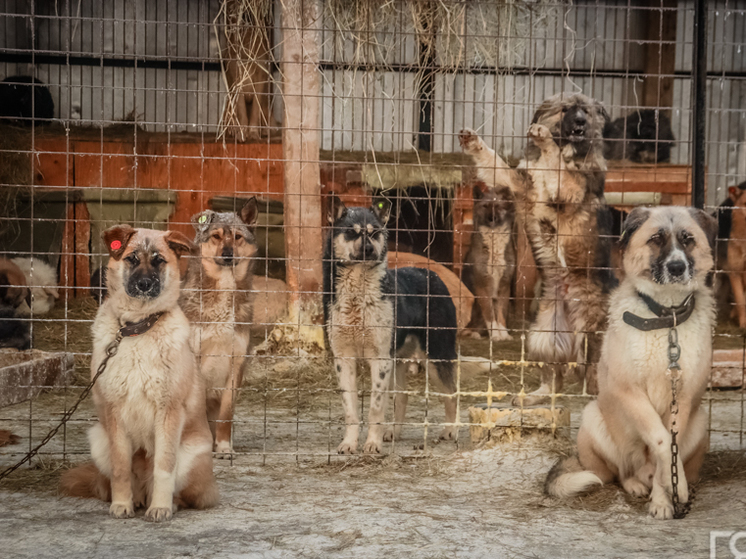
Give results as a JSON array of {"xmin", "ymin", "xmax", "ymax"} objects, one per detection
[{"xmin": 324, "ymin": 197, "xmax": 459, "ymax": 454}]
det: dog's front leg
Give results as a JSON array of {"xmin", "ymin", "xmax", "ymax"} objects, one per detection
[
  {"xmin": 104, "ymin": 415, "xmax": 135, "ymax": 519},
  {"xmin": 617, "ymin": 391, "xmax": 687, "ymax": 519},
  {"xmin": 146, "ymin": 408, "xmax": 184, "ymax": 522},
  {"xmin": 214, "ymin": 350, "xmax": 247, "ymax": 456},
  {"xmin": 364, "ymin": 355, "xmax": 393, "ymax": 454},
  {"xmin": 729, "ymin": 272, "xmax": 746, "ymax": 328},
  {"xmin": 336, "ymin": 355, "xmax": 359, "ymax": 454}
]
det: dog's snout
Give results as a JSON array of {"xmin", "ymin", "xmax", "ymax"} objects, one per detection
[
  {"xmin": 221, "ymin": 247, "xmax": 233, "ymax": 261},
  {"xmin": 137, "ymin": 277, "xmax": 154, "ymax": 293},
  {"xmin": 666, "ymin": 260, "xmax": 686, "ymax": 277},
  {"xmin": 363, "ymin": 241, "xmax": 376, "ymax": 259},
  {"xmin": 574, "ymin": 110, "xmax": 587, "ymax": 126}
]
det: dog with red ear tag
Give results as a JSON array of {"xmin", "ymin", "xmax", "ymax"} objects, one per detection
[{"xmin": 60, "ymin": 226, "xmax": 219, "ymax": 522}]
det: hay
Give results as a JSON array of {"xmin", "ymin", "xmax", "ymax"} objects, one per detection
[{"xmin": 0, "ymin": 125, "xmax": 33, "ymax": 239}]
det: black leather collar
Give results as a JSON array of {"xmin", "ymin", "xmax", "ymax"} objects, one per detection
[
  {"xmin": 623, "ymin": 292, "xmax": 695, "ymax": 332},
  {"xmin": 120, "ymin": 312, "xmax": 165, "ymax": 337}
]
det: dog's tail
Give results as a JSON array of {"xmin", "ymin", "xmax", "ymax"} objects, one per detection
[
  {"xmin": 544, "ymin": 456, "xmax": 603, "ymax": 498},
  {"xmin": 59, "ymin": 462, "xmax": 111, "ymax": 501}
]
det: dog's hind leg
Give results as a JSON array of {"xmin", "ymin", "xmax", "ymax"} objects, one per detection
[
  {"xmin": 384, "ymin": 359, "xmax": 411, "ymax": 442},
  {"xmin": 176, "ymin": 448, "xmax": 219, "ymax": 510},
  {"xmin": 335, "ymin": 355, "xmax": 360, "ymax": 454},
  {"xmin": 427, "ymin": 360, "xmax": 458, "ymax": 441},
  {"xmin": 363, "ymin": 355, "xmax": 394, "ymax": 454}
]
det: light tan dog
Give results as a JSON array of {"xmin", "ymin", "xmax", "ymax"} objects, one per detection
[
  {"xmin": 545, "ymin": 206, "xmax": 717, "ymax": 520},
  {"xmin": 181, "ymin": 199, "xmax": 258, "ymax": 456},
  {"xmin": 61, "ymin": 226, "xmax": 218, "ymax": 522}
]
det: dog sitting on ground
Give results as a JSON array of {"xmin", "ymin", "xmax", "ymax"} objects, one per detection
[
  {"xmin": 180, "ymin": 199, "xmax": 258, "ymax": 456},
  {"xmin": 714, "ymin": 180, "xmax": 746, "ymax": 327},
  {"xmin": 0, "ymin": 258, "xmax": 31, "ymax": 350},
  {"xmin": 460, "ymin": 92, "xmax": 615, "ymax": 405},
  {"xmin": 545, "ymin": 206, "xmax": 716, "ymax": 519},
  {"xmin": 11, "ymin": 257, "xmax": 59, "ymax": 316},
  {"xmin": 604, "ymin": 109, "xmax": 675, "ymax": 164},
  {"xmin": 461, "ymin": 183, "xmax": 516, "ymax": 341},
  {"xmin": 324, "ymin": 197, "xmax": 459, "ymax": 454},
  {"xmin": 60, "ymin": 226, "xmax": 218, "ymax": 521}
]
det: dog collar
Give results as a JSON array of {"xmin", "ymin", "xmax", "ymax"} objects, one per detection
[
  {"xmin": 622, "ymin": 292, "xmax": 695, "ymax": 332},
  {"xmin": 120, "ymin": 312, "xmax": 165, "ymax": 337}
]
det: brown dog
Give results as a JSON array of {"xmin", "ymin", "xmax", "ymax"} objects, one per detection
[
  {"xmin": 180, "ymin": 199, "xmax": 258, "ymax": 456},
  {"xmin": 718, "ymin": 181, "xmax": 746, "ymax": 327},
  {"xmin": 61, "ymin": 226, "xmax": 218, "ymax": 521},
  {"xmin": 461, "ymin": 183, "xmax": 516, "ymax": 341},
  {"xmin": 461, "ymin": 93, "xmax": 615, "ymax": 405}
]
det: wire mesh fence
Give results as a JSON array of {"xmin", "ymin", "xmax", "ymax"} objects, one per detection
[{"xmin": 0, "ymin": 0, "xmax": 745, "ymax": 478}]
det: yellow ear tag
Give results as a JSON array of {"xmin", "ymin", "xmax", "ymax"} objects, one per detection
[
  {"xmin": 198, "ymin": 215, "xmax": 207, "ymax": 224},
  {"xmin": 378, "ymin": 202, "xmax": 384, "ymax": 209}
]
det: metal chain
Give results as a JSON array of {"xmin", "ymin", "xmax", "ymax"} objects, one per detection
[
  {"xmin": 0, "ymin": 332, "xmax": 123, "ymax": 482},
  {"xmin": 666, "ymin": 314, "xmax": 691, "ymax": 519}
]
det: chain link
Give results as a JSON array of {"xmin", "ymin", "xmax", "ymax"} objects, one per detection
[
  {"xmin": 0, "ymin": 331, "xmax": 123, "ymax": 482},
  {"xmin": 666, "ymin": 318, "xmax": 691, "ymax": 519}
]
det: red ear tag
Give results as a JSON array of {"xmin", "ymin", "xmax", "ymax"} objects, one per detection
[{"xmin": 110, "ymin": 240, "xmax": 122, "ymax": 251}]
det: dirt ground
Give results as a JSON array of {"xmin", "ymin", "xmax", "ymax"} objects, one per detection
[{"xmin": 2, "ymin": 300, "xmax": 746, "ymax": 558}]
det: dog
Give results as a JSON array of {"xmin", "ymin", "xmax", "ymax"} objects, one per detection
[
  {"xmin": 460, "ymin": 92, "xmax": 615, "ymax": 405},
  {"xmin": 60, "ymin": 226, "xmax": 218, "ymax": 521},
  {"xmin": 461, "ymin": 183, "xmax": 516, "ymax": 341},
  {"xmin": 0, "ymin": 76, "xmax": 54, "ymax": 124},
  {"xmin": 0, "ymin": 258, "xmax": 31, "ymax": 350},
  {"xmin": 11, "ymin": 257, "xmax": 59, "ymax": 316},
  {"xmin": 180, "ymin": 199, "xmax": 258, "ymax": 455},
  {"xmin": 604, "ymin": 109, "xmax": 675, "ymax": 164},
  {"xmin": 324, "ymin": 197, "xmax": 459, "ymax": 454},
  {"xmin": 545, "ymin": 206, "xmax": 716, "ymax": 519},
  {"xmin": 714, "ymin": 180, "xmax": 746, "ymax": 327}
]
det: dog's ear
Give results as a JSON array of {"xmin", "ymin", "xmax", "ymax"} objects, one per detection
[
  {"xmin": 192, "ymin": 210, "xmax": 215, "ymax": 235},
  {"xmin": 102, "ymin": 225, "xmax": 136, "ymax": 261},
  {"xmin": 473, "ymin": 183, "xmax": 484, "ymax": 200},
  {"xmin": 595, "ymin": 100, "xmax": 610, "ymax": 126},
  {"xmin": 729, "ymin": 186, "xmax": 737, "ymax": 201},
  {"xmin": 619, "ymin": 207, "xmax": 650, "ymax": 251},
  {"xmin": 327, "ymin": 195, "xmax": 347, "ymax": 225},
  {"xmin": 239, "ymin": 197, "xmax": 258, "ymax": 229},
  {"xmin": 688, "ymin": 208, "xmax": 718, "ymax": 252},
  {"xmin": 165, "ymin": 230, "xmax": 196, "ymax": 259},
  {"xmin": 371, "ymin": 198, "xmax": 392, "ymax": 226}
]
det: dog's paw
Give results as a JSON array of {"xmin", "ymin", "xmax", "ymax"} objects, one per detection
[
  {"xmin": 622, "ymin": 478, "xmax": 650, "ymax": 498},
  {"xmin": 648, "ymin": 499, "xmax": 674, "ymax": 520},
  {"xmin": 458, "ymin": 129, "xmax": 483, "ymax": 153},
  {"xmin": 528, "ymin": 124, "xmax": 552, "ymax": 144},
  {"xmin": 363, "ymin": 440, "xmax": 382, "ymax": 454},
  {"xmin": 438, "ymin": 427, "xmax": 458, "ymax": 441},
  {"xmin": 490, "ymin": 328, "xmax": 512, "ymax": 342},
  {"xmin": 214, "ymin": 440, "xmax": 233, "ymax": 459},
  {"xmin": 145, "ymin": 506, "xmax": 174, "ymax": 523},
  {"xmin": 511, "ymin": 393, "xmax": 551, "ymax": 407},
  {"xmin": 109, "ymin": 501, "xmax": 135, "ymax": 519},
  {"xmin": 337, "ymin": 440, "xmax": 358, "ymax": 455},
  {"xmin": 383, "ymin": 428, "xmax": 399, "ymax": 443}
]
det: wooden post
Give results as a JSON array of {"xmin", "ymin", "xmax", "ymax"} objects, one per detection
[
  {"xmin": 642, "ymin": 0, "xmax": 677, "ymax": 114},
  {"xmin": 281, "ymin": 0, "xmax": 324, "ymax": 344}
]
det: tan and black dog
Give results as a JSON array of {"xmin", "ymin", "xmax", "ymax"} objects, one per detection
[
  {"xmin": 460, "ymin": 92, "xmax": 615, "ymax": 405},
  {"xmin": 61, "ymin": 226, "xmax": 218, "ymax": 522},
  {"xmin": 461, "ymin": 183, "xmax": 516, "ymax": 341},
  {"xmin": 715, "ymin": 180, "xmax": 746, "ymax": 327},
  {"xmin": 545, "ymin": 206, "xmax": 716, "ymax": 519},
  {"xmin": 181, "ymin": 199, "xmax": 258, "ymax": 456}
]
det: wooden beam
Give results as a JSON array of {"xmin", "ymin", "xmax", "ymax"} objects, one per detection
[
  {"xmin": 281, "ymin": 0, "xmax": 324, "ymax": 332},
  {"xmin": 642, "ymin": 0, "xmax": 678, "ymax": 112}
]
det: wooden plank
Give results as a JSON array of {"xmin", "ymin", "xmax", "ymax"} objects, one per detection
[{"xmin": 282, "ymin": 0, "xmax": 324, "ymax": 330}]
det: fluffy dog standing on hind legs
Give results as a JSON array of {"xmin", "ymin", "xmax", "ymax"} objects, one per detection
[
  {"xmin": 545, "ymin": 206, "xmax": 717, "ymax": 519},
  {"xmin": 324, "ymin": 197, "xmax": 459, "ymax": 454},
  {"xmin": 60, "ymin": 226, "xmax": 218, "ymax": 521},
  {"xmin": 460, "ymin": 92, "xmax": 615, "ymax": 405}
]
